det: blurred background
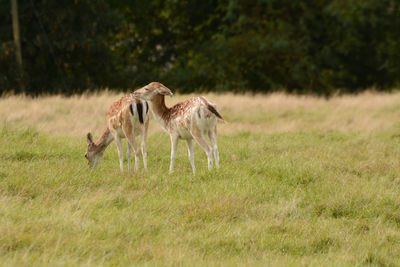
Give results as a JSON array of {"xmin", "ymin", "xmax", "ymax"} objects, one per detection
[{"xmin": 1, "ymin": 0, "xmax": 400, "ymax": 96}]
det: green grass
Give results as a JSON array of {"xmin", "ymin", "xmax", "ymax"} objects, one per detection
[{"xmin": 1, "ymin": 125, "xmax": 400, "ymax": 266}]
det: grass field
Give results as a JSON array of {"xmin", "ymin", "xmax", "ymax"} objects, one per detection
[{"xmin": 1, "ymin": 91, "xmax": 400, "ymax": 266}]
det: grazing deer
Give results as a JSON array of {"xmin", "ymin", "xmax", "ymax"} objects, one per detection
[
  {"xmin": 85, "ymin": 93, "xmax": 149, "ymax": 172},
  {"xmin": 133, "ymin": 82, "xmax": 224, "ymax": 174}
]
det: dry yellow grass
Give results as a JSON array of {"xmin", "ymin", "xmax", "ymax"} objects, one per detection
[{"xmin": 1, "ymin": 90, "xmax": 400, "ymax": 137}]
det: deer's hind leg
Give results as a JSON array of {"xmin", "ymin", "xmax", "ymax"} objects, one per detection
[
  {"xmin": 127, "ymin": 143, "xmax": 132, "ymax": 171},
  {"xmin": 186, "ymin": 138, "xmax": 196, "ymax": 174},
  {"xmin": 190, "ymin": 121, "xmax": 213, "ymax": 171},
  {"xmin": 141, "ymin": 118, "xmax": 149, "ymax": 171},
  {"xmin": 121, "ymin": 119, "xmax": 141, "ymax": 172},
  {"xmin": 208, "ymin": 125, "xmax": 219, "ymax": 169}
]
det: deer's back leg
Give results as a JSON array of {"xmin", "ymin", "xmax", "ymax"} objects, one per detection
[
  {"xmin": 186, "ymin": 138, "xmax": 196, "ymax": 174},
  {"xmin": 141, "ymin": 118, "xmax": 149, "ymax": 171},
  {"xmin": 127, "ymin": 143, "xmax": 132, "ymax": 171},
  {"xmin": 208, "ymin": 126, "xmax": 219, "ymax": 169},
  {"xmin": 190, "ymin": 122, "xmax": 213, "ymax": 171},
  {"xmin": 121, "ymin": 121, "xmax": 141, "ymax": 172}
]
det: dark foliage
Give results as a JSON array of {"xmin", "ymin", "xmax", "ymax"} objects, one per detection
[{"xmin": 1, "ymin": 0, "xmax": 400, "ymax": 95}]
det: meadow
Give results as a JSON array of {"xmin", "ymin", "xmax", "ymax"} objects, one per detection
[{"xmin": 1, "ymin": 91, "xmax": 400, "ymax": 266}]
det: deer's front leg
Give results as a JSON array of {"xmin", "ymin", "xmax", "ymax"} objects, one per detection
[{"xmin": 169, "ymin": 135, "xmax": 179, "ymax": 174}]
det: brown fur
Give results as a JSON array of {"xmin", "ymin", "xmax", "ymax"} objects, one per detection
[
  {"xmin": 85, "ymin": 92, "xmax": 149, "ymax": 171},
  {"xmin": 133, "ymin": 82, "xmax": 223, "ymax": 173}
]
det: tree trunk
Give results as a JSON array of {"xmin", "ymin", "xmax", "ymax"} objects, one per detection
[{"xmin": 11, "ymin": 0, "xmax": 24, "ymax": 90}]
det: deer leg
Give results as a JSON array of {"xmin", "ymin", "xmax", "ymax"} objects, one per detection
[
  {"xmin": 127, "ymin": 136, "xmax": 140, "ymax": 172},
  {"xmin": 186, "ymin": 139, "xmax": 196, "ymax": 174},
  {"xmin": 191, "ymin": 127, "xmax": 213, "ymax": 171},
  {"xmin": 169, "ymin": 135, "xmax": 179, "ymax": 174},
  {"xmin": 127, "ymin": 143, "xmax": 132, "ymax": 172},
  {"xmin": 208, "ymin": 126, "xmax": 219, "ymax": 169},
  {"xmin": 114, "ymin": 134, "xmax": 124, "ymax": 172},
  {"xmin": 122, "ymin": 125, "xmax": 140, "ymax": 172},
  {"xmin": 141, "ymin": 119, "xmax": 149, "ymax": 171}
]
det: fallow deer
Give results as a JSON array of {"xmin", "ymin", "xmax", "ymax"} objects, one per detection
[
  {"xmin": 85, "ymin": 93, "xmax": 149, "ymax": 172},
  {"xmin": 133, "ymin": 82, "xmax": 224, "ymax": 174}
]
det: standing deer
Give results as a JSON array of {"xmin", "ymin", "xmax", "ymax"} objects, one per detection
[
  {"xmin": 133, "ymin": 82, "xmax": 224, "ymax": 174},
  {"xmin": 85, "ymin": 93, "xmax": 149, "ymax": 172}
]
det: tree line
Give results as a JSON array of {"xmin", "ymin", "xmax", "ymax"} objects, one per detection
[{"xmin": 1, "ymin": 0, "xmax": 400, "ymax": 95}]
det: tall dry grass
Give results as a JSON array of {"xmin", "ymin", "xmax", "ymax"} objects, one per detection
[{"xmin": 1, "ymin": 91, "xmax": 400, "ymax": 137}]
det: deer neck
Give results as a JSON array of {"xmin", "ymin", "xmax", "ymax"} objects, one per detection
[
  {"xmin": 93, "ymin": 127, "xmax": 114, "ymax": 155},
  {"xmin": 149, "ymin": 95, "xmax": 171, "ymax": 130}
]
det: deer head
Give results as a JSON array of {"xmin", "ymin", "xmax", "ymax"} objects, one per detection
[
  {"xmin": 133, "ymin": 82, "xmax": 173, "ymax": 101},
  {"xmin": 85, "ymin": 132, "xmax": 103, "ymax": 169}
]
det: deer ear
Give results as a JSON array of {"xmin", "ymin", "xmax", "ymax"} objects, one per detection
[
  {"xmin": 86, "ymin": 132, "xmax": 93, "ymax": 144},
  {"xmin": 157, "ymin": 87, "xmax": 173, "ymax": 97}
]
